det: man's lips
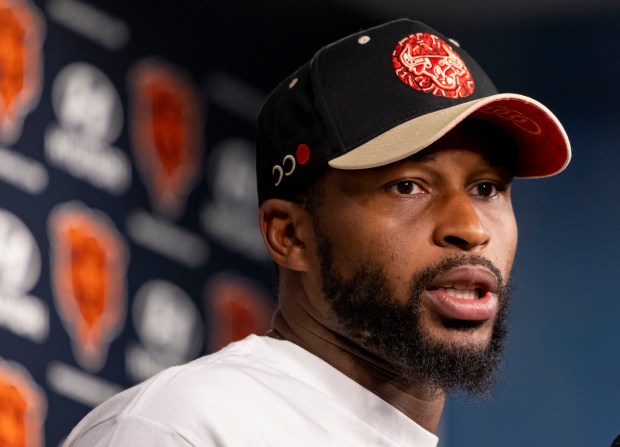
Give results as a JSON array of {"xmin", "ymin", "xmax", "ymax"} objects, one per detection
[{"xmin": 423, "ymin": 265, "xmax": 500, "ymax": 322}]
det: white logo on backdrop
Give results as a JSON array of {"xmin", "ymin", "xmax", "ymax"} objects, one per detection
[
  {"xmin": 45, "ymin": 62, "xmax": 130, "ymax": 194},
  {"xmin": 126, "ymin": 280, "xmax": 204, "ymax": 382},
  {"xmin": 0, "ymin": 210, "xmax": 48, "ymax": 342},
  {"xmin": 201, "ymin": 138, "xmax": 268, "ymax": 261}
]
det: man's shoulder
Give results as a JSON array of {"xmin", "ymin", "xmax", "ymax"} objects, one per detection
[
  {"xmin": 108, "ymin": 335, "xmax": 291, "ymax": 402},
  {"xmin": 66, "ymin": 335, "xmax": 297, "ymax": 445},
  {"xmin": 136, "ymin": 334, "xmax": 297, "ymax": 403}
]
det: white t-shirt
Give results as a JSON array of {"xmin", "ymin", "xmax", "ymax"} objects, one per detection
[{"xmin": 66, "ymin": 335, "xmax": 438, "ymax": 446}]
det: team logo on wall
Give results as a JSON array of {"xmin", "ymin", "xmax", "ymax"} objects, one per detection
[
  {"xmin": 0, "ymin": 0, "xmax": 45, "ymax": 144},
  {"xmin": 128, "ymin": 58, "xmax": 204, "ymax": 220},
  {"xmin": 126, "ymin": 280, "xmax": 204, "ymax": 382},
  {"xmin": 48, "ymin": 202, "xmax": 128, "ymax": 372},
  {"xmin": 45, "ymin": 62, "xmax": 130, "ymax": 195},
  {"xmin": 204, "ymin": 272, "xmax": 274, "ymax": 352},
  {"xmin": 201, "ymin": 138, "xmax": 268, "ymax": 261},
  {"xmin": 0, "ymin": 210, "xmax": 48, "ymax": 343},
  {"xmin": 0, "ymin": 359, "xmax": 46, "ymax": 447}
]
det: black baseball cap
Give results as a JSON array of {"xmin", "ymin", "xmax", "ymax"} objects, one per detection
[{"xmin": 256, "ymin": 18, "xmax": 571, "ymax": 204}]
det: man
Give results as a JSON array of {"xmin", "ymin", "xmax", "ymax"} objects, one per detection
[{"xmin": 66, "ymin": 18, "xmax": 570, "ymax": 446}]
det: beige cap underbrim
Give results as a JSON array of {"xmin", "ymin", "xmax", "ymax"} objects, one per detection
[{"xmin": 328, "ymin": 93, "xmax": 571, "ymax": 178}]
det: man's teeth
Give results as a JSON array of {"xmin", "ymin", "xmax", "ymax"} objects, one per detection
[{"xmin": 442, "ymin": 287, "xmax": 478, "ymax": 300}]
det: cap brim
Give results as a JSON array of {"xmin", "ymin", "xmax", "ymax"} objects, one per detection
[{"xmin": 328, "ymin": 93, "xmax": 571, "ymax": 178}]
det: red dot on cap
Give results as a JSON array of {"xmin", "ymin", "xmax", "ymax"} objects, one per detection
[{"xmin": 296, "ymin": 144, "xmax": 310, "ymax": 164}]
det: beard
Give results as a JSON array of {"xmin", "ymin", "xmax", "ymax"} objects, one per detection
[{"xmin": 315, "ymin": 227, "xmax": 511, "ymax": 396}]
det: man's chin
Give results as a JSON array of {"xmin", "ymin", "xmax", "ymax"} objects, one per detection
[
  {"xmin": 422, "ymin": 318, "xmax": 497, "ymax": 353},
  {"xmin": 410, "ymin": 322, "xmax": 506, "ymax": 394}
]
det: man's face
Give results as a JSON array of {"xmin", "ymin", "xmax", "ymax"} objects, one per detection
[{"xmin": 306, "ymin": 122, "xmax": 518, "ymax": 393}]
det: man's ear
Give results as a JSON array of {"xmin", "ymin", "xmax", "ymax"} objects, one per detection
[{"xmin": 259, "ymin": 199, "xmax": 313, "ymax": 272}]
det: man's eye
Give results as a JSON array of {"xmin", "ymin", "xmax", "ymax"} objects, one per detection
[
  {"xmin": 472, "ymin": 182, "xmax": 500, "ymax": 197},
  {"xmin": 388, "ymin": 180, "xmax": 425, "ymax": 195}
]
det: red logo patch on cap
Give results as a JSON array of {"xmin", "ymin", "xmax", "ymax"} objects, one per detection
[{"xmin": 393, "ymin": 33, "xmax": 474, "ymax": 99}]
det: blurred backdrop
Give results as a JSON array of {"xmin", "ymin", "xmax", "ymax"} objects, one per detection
[{"xmin": 0, "ymin": 0, "xmax": 618, "ymax": 445}]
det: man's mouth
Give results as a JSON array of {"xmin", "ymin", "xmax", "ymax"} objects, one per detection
[
  {"xmin": 435, "ymin": 286, "xmax": 482, "ymax": 301},
  {"xmin": 424, "ymin": 266, "xmax": 499, "ymax": 322}
]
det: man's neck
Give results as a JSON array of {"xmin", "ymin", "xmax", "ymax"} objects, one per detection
[{"xmin": 268, "ymin": 307, "xmax": 445, "ymax": 434}]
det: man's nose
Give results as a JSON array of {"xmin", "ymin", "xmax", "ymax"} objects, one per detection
[{"xmin": 431, "ymin": 192, "xmax": 490, "ymax": 251}]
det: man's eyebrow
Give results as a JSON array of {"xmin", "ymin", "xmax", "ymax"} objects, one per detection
[{"xmin": 405, "ymin": 151, "xmax": 437, "ymax": 163}]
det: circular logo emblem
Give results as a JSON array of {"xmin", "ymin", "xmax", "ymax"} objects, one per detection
[{"xmin": 392, "ymin": 33, "xmax": 474, "ymax": 99}]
